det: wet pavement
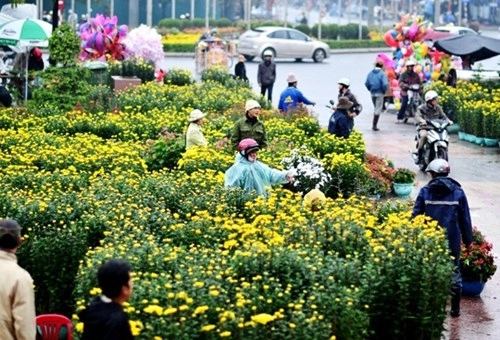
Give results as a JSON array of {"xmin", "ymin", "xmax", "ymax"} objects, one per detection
[
  {"xmin": 358, "ymin": 109, "xmax": 500, "ymax": 340},
  {"xmin": 162, "ymin": 50, "xmax": 500, "ymax": 338}
]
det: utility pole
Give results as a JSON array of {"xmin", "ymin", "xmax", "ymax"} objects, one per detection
[
  {"xmin": 284, "ymin": 0, "xmax": 288, "ymax": 27},
  {"xmin": 434, "ymin": 0, "xmax": 440, "ymax": 26},
  {"xmin": 147, "ymin": 0, "xmax": 152, "ymax": 26},
  {"xmin": 205, "ymin": 0, "xmax": 209, "ymax": 31}
]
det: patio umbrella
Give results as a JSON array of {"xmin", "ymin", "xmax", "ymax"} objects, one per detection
[
  {"xmin": 433, "ymin": 34, "xmax": 500, "ymax": 62},
  {"xmin": 0, "ymin": 18, "xmax": 52, "ymax": 101}
]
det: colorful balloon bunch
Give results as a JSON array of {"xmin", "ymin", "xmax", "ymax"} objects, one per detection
[
  {"xmin": 79, "ymin": 14, "xmax": 128, "ymax": 61},
  {"xmin": 384, "ymin": 14, "xmax": 430, "ymax": 47}
]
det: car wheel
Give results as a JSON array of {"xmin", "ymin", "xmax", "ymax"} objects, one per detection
[
  {"xmin": 313, "ymin": 49, "xmax": 326, "ymax": 63},
  {"xmin": 244, "ymin": 55, "xmax": 254, "ymax": 62},
  {"xmin": 261, "ymin": 49, "xmax": 275, "ymax": 60}
]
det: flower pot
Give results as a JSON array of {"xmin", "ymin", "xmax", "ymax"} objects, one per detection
[
  {"xmin": 483, "ymin": 138, "xmax": 498, "ymax": 147},
  {"xmin": 474, "ymin": 136, "xmax": 485, "ymax": 146},
  {"xmin": 462, "ymin": 280, "xmax": 485, "ymax": 296},
  {"xmin": 463, "ymin": 133, "xmax": 475, "ymax": 143},
  {"xmin": 392, "ymin": 182, "xmax": 413, "ymax": 198}
]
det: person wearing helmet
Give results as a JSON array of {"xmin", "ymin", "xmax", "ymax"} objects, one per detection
[
  {"xmin": 257, "ymin": 50, "xmax": 276, "ymax": 102},
  {"xmin": 337, "ymin": 77, "xmax": 362, "ymax": 131},
  {"xmin": 396, "ymin": 59, "xmax": 422, "ymax": 123},
  {"xmin": 413, "ymin": 90, "xmax": 453, "ymax": 164},
  {"xmin": 412, "ymin": 159, "xmax": 473, "ymax": 318},
  {"xmin": 231, "ymin": 99, "xmax": 268, "ymax": 150},
  {"xmin": 278, "ymin": 73, "xmax": 315, "ymax": 114},
  {"xmin": 224, "ymin": 138, "xmax": 294, "ymax": 196}
]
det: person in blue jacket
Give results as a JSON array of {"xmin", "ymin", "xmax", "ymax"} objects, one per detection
[
  {"xmin": 365, "ymin": 59, "xmax": 388, "ymax": 131},
  {"xmin": 328, "ymin": 96, "xmax": 352, "ymax": 138},
  {"xmin": 412, "ymin": 159, "xmax": 473, "ymax": 318},
  {"xmin": 224, "ymin": 138, "xmax": 294, "ymax": 196},
  {"xmin": 278, "ymin": 73, "xmax": 315, "ymax": 114}
]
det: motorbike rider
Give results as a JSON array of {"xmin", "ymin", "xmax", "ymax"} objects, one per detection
[
  {"xmin": 414, "ymin": 90, "xmax": 453, "ymax": 164},
  {"xmin": 397, "ymin": 59, "xmax": 422, "ymax": 123},
  {"xmin": 337, "ymin": 78, "xmax": 361, "ymax": 130}
]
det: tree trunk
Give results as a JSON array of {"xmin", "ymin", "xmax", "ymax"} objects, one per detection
[{"xmin": 52, "ymin": 0, "xmax": 58, "ymax": 31}]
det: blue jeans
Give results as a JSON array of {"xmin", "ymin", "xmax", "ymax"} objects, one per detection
[{"xmin": 397, "ymin": 95, "xmax": 409, "ymax": 120}]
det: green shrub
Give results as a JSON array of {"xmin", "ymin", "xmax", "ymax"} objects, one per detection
[
  {"xmin": 164, "ymin": 67, "xmax": 194, "ymax": 86},
  {"xmin": 31, "ymin": 66, "xmax": 91, "ymax": 111},
  {"xmin": 144, "ymin": 130, "xmax": 185, "ymax": 171},
  {"xmin": 48, "ymin": 23, "xmax": 80, "ymax": 66}
]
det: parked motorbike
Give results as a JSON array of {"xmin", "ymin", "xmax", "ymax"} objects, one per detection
[
  {"xmin": 412, "ymin": 119, "xmax": 450, "ymax": 170},
  {"xmin": 404, "ymin": 83, "xmax": 422, "ymax": 123}
]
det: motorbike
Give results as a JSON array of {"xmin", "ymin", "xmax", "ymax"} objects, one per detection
[
  {"xmin": 412, "ymin": 119, "xmax": 450, "ymax": 170},
  {"xmin": 404, "ymin": 83, "xmax": 422, "ymax": 123}
]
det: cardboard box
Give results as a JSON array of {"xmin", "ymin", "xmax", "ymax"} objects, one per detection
[{"xmin": 112, "ymin": 76, "xmax": 142, "ymax": 91}]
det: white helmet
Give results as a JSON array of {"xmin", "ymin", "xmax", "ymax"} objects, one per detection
[
  {"xmin": 425, "ymin": 159, "xmax": 450, "ymax": 174},
  {"xmin": 424, "ymin": 90, "xmax": 439, "ymax": 102},
  {"xmin": 338, "ymin": 77, "xmax": 350, "ymax": 87}
]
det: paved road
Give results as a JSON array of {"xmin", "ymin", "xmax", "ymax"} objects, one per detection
[{"xmin": 160, "ymin": 53, "xmax": 500, "ymax": 339}]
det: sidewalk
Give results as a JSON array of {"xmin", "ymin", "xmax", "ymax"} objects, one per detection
[{"xmin": 358, "ymin": 110, "xmax": 500, "ymax": 340}]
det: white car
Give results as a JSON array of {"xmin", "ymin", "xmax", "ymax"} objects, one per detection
[
  {"xmin": 433, "ymin": 25, "xmax": 479, "ymax": 35},
  {"xmin": 237, "ymin": 26, "xmax": 330, "ymax": 63}
]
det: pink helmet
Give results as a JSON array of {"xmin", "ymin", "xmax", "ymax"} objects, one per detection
[{"xmin": 238, "ymin": 138, "xmax": 259, "ymax": 155}]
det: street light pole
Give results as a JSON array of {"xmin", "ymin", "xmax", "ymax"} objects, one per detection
[
  {"xmin": 212, "ymin": 0, "xmax": 216, "ymax": 19},
  {"xmin": 318, "ymin": 0, "xmax": 323, "ymax": 39},
  {"xmin": 172, "ymin": 0, "xmax": 176, "ymax": 19},
  {"xmin": 191, "ymin": 0, "xmax": 195, "ymax": 20},
  {"xmin": 109, "ymin": 0, "xmax": 113, "ymax": 16},
  {"xmin": 146, "ymin": 0, "xmax": 152, "ymax": 26},
  {"xmin": 284, "ymin": 0, "xmax": 288, "ymax": 27},
  {"xmin": 205, "ymin": 0, "xmax": 209, "ymax": 31}
]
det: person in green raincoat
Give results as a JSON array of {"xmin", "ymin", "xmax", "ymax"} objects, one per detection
[{"xmin": 224, "ymin": 138, "xmax": 294, "ymax": 196}]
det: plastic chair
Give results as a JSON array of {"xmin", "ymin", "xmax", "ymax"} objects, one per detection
[{"xmin": 36, "ymin": 314, "xmax": 73, "ymax": 340}]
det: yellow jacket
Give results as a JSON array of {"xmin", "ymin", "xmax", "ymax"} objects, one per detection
[
  {"xmin": 186, "ymin": 123, "xmax": 207, "ymax": 150},
  {"xmin": 0, "ymin": 250, "xmax": 36, "ymax": 340}
]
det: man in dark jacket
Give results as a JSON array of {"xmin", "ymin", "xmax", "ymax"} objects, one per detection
[
  {"xmin": 234, "ymin": 54, "xmax": 248, "ymax": 81},
  {"xmin": 338, "ymin": 77, "xmax": 362, "ymax": 131},
  {"xmin": 257, "ymin": 50, "xmax": 276, "ymax": 103},
  {"xmin": 231, "ymin": 99, "xmax": 268, "ymax": 150},
  {"xmin": 79, "ymin": 259, "xmax": 134, "ymax": 340},
  {"xmin": 397, "ymin": 59, "xmax": 421, "ymax": 123},
  {"xmin": 328, "ymin": 96, "xmax": 352, "ymax": 138},
  {"xmin": 412, "ymin": 159, "xmax": 473, "ymax": 318},
  {"xmin": 365, "ymin": 59, "xmax": 388, "ymax": 131}
]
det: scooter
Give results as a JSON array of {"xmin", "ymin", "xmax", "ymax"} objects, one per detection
[
  {"xmin": 412, "ymin": 119, "xmax": 450, "ymax": 171},
  {"xmin": 404, "ymin": 83, "xmax": 422, "ymax": 123}
]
